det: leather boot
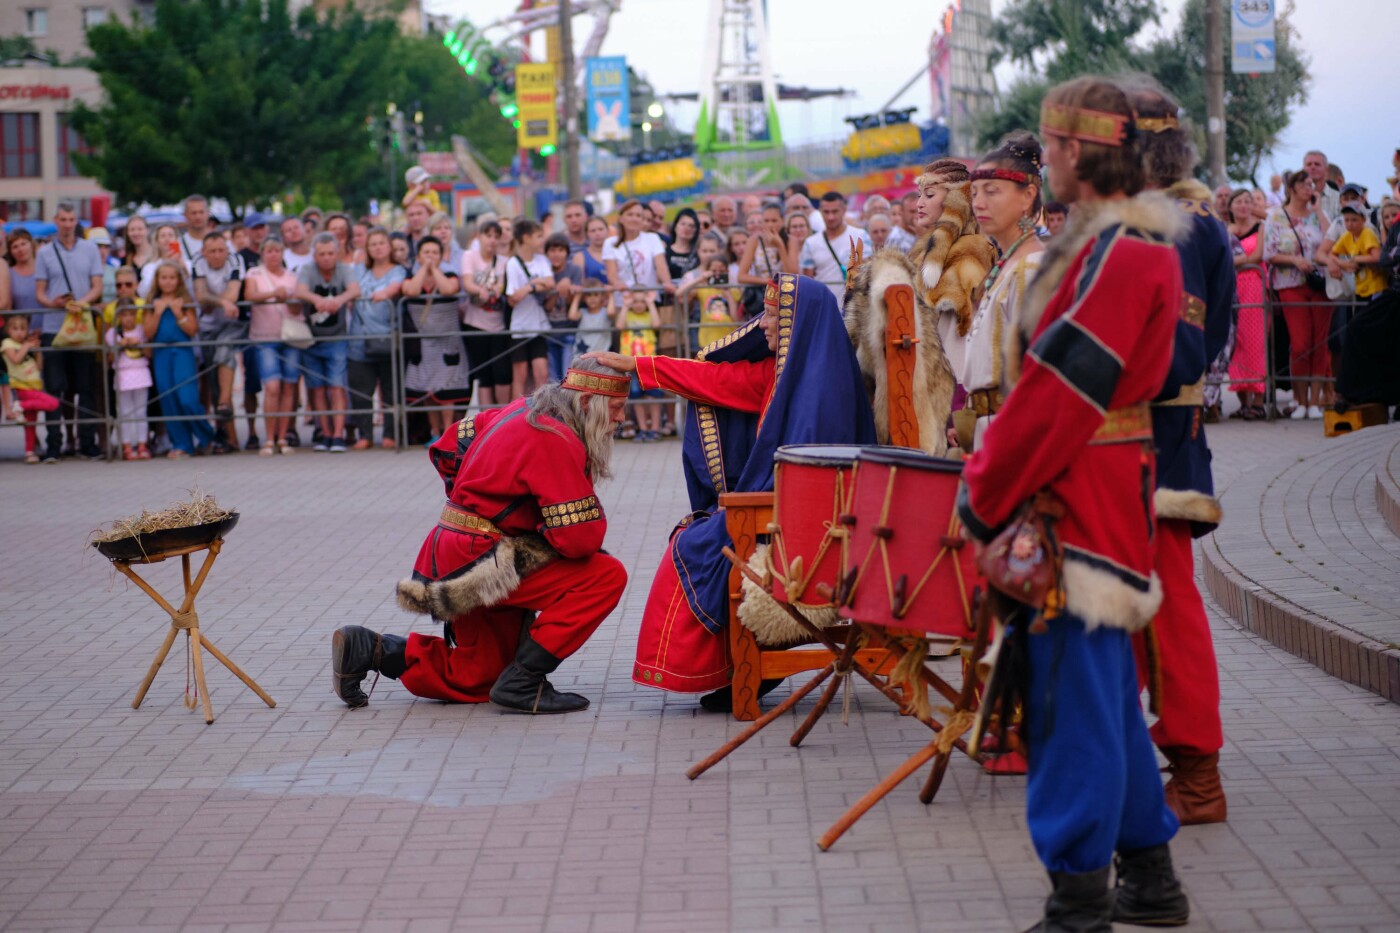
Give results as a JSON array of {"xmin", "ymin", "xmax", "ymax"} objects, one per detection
[
  {"xmin": 1112, "ymin": 843, "xmax": 1190, "ymax": 927},
  {"xmin": 1021, "ymin": 867, "xmax": 1113, "ymax": 933},
  {"xmin": 488, "ymin": 633, "xmax": 590, "ymax": 713},
  {"xmin": 698, "ymin": 679, "xmax": 784, "ymax": 713},
  {"xmin": 331, "ymin": 626, "xmax": 406, "ymax": 709},
  {"xmin": 1162, "ymin": 748, "xmax": 1227, "ymax": 825}
]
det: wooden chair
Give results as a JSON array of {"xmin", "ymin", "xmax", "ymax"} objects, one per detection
[{"xmin": 721, "ymin": 491, "xmax": 896, "ymax": 722}]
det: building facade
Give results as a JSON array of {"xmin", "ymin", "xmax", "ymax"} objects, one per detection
[
  {"xmin": 0, "ymin": 1, "xmax": 153, "ymax": 63},
  {"xmin": 0, "ymin": 66, "xmax": 107, "ymax": 222}
]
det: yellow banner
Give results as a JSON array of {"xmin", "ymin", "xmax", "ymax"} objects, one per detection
[{"xmin": 515, "ymin": 63, "xmax": 558, "ymax": 150}]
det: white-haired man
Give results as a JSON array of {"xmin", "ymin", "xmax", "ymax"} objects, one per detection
[{"xmin": 331, "ymin": 357, "xmax": 631, "ymax": 714}]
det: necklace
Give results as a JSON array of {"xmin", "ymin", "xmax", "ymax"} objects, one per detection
[{"xmin": 983, "ymin": 228, "xmax": 1038, "ymax": 293}]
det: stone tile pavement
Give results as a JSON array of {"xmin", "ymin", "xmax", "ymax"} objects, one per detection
[{"xmin": 1, "ymin": 423, "xmax": 1398, "ymax": 932}]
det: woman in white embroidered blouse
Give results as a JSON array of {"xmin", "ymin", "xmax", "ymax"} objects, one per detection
[{"xmin": 957, "ymin": 131, "xmax": 1048, "ymax": 452}]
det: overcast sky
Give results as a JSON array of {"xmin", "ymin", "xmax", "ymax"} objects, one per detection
[{"xmin": 430, "ymin": 0, "xmax": 1399, "ymax": 194}]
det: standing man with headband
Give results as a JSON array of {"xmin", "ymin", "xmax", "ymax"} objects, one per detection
[
  {"xmin": 957, "ymin": 76, "xmax": 1191, "ymax": 931},
  {"xmin": 330, "ymin": 357, "xmax": 631, "ymax": 714},
  {"xmin": 1127, "ymin": 82, "xmax": 1234, "ymax": 827}
]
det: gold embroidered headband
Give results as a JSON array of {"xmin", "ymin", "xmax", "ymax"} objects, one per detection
[
  {"xmin": 1040, "ymin": 102, "xmax": 1134, "ymax": 148},
  {"xmin": 764, "ymin": 280, "xmax": 780, "ymax": 309},
  {"xmin": 1136, "ymin": 115, "xmax": 1180, "ymax": 134},
  {"xmin": 562, "ymin": 368, "xmax": 631, "ymax": 397}
]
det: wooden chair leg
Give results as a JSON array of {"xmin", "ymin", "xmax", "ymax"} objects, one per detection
[{"xmin": 687, "ymin": 664, "xmax": 835, "ymax": 780}]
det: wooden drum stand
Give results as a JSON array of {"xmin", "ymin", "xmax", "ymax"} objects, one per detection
[{"xmin": 113, "ymin": 538, "xmax": 276, "ymax": 724}]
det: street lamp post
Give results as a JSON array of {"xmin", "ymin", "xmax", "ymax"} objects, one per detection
[{"xmin": 642, "ymin": 121, "xmax": 652, "ymax": 151}]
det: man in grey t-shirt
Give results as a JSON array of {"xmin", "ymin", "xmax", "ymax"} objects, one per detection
[
  {"xmin": 193, "ymin": 231, "xmax": 247, "ymax": 451},
  {"xmin": 34, "ymin": 201, "xmax": 105, "ymax": 460},
  {"xmin": 291, "ymin": 233, "xmax": 360, "ymax": 451}
]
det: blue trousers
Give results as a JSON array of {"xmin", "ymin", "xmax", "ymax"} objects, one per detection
[
  {"xmin": 153, "ymin": 346, "xmax": 214, "ymax": 454},
  {"xmin": 546, "ymin": 331, "xmax": 576, "ymax": 382},
  {"xmin": 1025, "ymin": 614, "xmax": 1178, "ymax": 873}
]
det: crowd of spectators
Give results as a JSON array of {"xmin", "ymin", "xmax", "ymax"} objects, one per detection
[{"xmin": 4, "ymin": 147, "xmax": 1399, "ymax": 464}]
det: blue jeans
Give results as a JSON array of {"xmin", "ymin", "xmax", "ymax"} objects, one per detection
[
  {"xmin": 254, "ymin": 343, "xmax": 301, "ymax": 384},
  {"xmin": 1024, "ymin": 614, "xmax": 1178, "ymax": 872},
  {"xmin": 301, "ymin": 340, "xmax": 348, "ymax": 389},
  {"xmin": 546, "ymin": 330, "xmax": 577, "ymax": 381}
]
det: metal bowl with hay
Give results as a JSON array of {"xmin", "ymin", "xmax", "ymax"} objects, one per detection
[{"xmin": 91, "ymin": 492, "xmax": 239, "ymax": 562}]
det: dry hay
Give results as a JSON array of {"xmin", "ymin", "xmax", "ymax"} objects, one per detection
[{"xmin": 90, "ymin": 490, "xmax": 234, "ymax": 545}]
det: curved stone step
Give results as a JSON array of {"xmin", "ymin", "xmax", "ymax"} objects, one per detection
[{"xmin": 1201, "ymin": 424, "xmax": 1400, "ymax": 702}]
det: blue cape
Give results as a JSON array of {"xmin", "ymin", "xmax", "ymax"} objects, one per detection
[{"xmin": 670, "ymin": 273, "xmax": 877, "ymax": 633}]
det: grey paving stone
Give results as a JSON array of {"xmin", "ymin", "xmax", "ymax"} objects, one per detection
[{"xmin": 1, "ymin": 424, "xmax": 1398, "ymax": 931}]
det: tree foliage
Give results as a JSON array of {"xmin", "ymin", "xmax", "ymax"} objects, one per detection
[
  {"xmin": 976, "ymin": 0, "xmax": 1311, "ymax": 184},
  {"xmin": 69, "ymin": 0, "xmax": 399, "ymax": 213},
  {"xmin": 1139, "ymin": 0, "xmax": 1310, "ymax": 183}
]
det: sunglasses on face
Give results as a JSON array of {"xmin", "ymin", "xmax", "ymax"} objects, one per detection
[{"xmin": 117, "ymin": 281, "xmax": 137, "ymax": 288}]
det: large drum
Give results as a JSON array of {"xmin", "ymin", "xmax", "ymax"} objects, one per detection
[
  {"xmin": 770, "ymin": 445, "xmax": 866, "ymax": 607},
  {"xmin": 842, "ymin": 447, "xmax": 978, "ymax": 638}
]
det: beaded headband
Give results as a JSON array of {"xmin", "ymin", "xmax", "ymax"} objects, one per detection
[
  {"xmin": 764, "ymin": 279, "xmax": 780, "ymax": 308},
  {"xmin": 970, "ymin": 167, "xmax": 1036, "ymax": 185},
  {"xmin": 1136, "ymin": 115, "xmax": 1181, "ymax": 134},
  {"xmin": 1039, "ymin": 103, "xmax": 1134, "ymax": 148},
  {"xmin": 562, "ymin": 368, "xmax": 631, "ymax": 397}
]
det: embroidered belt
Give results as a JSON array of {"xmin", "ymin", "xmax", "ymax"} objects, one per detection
[
  {"xmin": 439, "ymin": 501, "xmax": 502, "ymax": 537},
  {"xmin": 967, "ymin": 388, "xmax": 1005, "ymax": 417},
  {"xmin": 1153, "ymin": 378, "xmax": 1205, "ymax": 408},
  {"xmin": 1089, "ymin": 402, "xmax": 1152, "ymax": 445}
]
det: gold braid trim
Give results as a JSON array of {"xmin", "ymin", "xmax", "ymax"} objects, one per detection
[{"xmin": 541, "ymin": 495, "xmax": 602, "ymax": 527}]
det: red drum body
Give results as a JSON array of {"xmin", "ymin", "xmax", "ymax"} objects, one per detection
[
  {"xmin": 844, "ymin": 447, "xmax": 979, "ymax": 637},
  {"xmin": 770, "ymin": 445, "xmax": 865, "ymax": 607}
]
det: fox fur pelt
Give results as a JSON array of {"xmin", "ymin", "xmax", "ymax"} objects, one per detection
[{"xmin": 842, "ymin": 247, "xmax": 956, "ymax": 456}]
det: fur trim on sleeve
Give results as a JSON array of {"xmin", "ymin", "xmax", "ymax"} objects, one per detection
[
  {"xmin": 1153, "ymin": 488, "xmax": 1223, "ymax": 527},
  {"xmin": 395, "ymin": 533, "xmax": 560, "ymax": 619}
]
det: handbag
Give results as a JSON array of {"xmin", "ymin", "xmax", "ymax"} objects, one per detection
[
  {"xmin": 1286, "ymin": 217, "xmax": 1327, "ymax": 293},
  {"xmin": 1324, "ymin": 269, "xmax": 1356, "ymax": 302},
  {"xmin": 52, "ymin": 301, "xmax": 98, "ymax": 348},
  {"xmin": 975, "ymin": 490, "xmax": 1064, "ymax": 620},
  {"xmin": 280, "ymin": 313, "xmax": 314, "ymax": 350},
  {"xmin": 49, "ymin": 245, "xmax": 99, "ymax": 348}
]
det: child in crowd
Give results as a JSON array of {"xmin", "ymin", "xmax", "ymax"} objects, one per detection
[
  {"xmin": 1332, "ymin": 204, "xmax": 1384, "ymax": 301},
  {"xmin": 692, "ymin": 258, "xmax": 737, "ymax": 349},
  {"xmin": 148, "ymin": 260, "xmax": 215, "ymax": 459},
  {"xmin": 620, "ymin": 289, "xmax": 664, "ymax": 441},
  {"xmin": 2, "ymin": 314, "xmax": 61, "ymax": 463},
  {"xmin": 106, "ymin": 302, "xmax": 153, "ymax": 460},
  {"xmin": 543, "ymin": 233, "xmax": 582, "ymax": 380},
  {"xmin": 568, "ymin": 277, "xmax": 613, "ymax": 358}
]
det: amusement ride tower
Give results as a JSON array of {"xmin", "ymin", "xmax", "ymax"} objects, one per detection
[{"xmin": 695, "ymin": 0, "xmax": 786, "ymax": 187}]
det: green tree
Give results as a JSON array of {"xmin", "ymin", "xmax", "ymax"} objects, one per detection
[
  {"xmin": 391, "ymin": 32, "xmax": 517, "ymax": 174},
  {"xmin": 69, "ymin": 0, "xmax": 398, "ymax": 213},
  {"xmin": 1140, "ymin": 0, "xmax": 1310, "ymax": 183},
  {"xmin": 974, "ymin": 0, "xmax": 1160, "ymax": 152}
]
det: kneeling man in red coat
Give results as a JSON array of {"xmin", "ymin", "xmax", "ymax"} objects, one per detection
[{"xmin": 331, "ymin": 357, "xmax": 631, "ymax": 713}]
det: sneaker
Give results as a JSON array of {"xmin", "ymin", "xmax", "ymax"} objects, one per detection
[
  {"xmin": 80, "ymin": 446, "xmax": 104, "ymax": 461},
  {"xmin": 41, "ymin": 448, "xmax": 60, "ymax": 464},
  {"xmin": 283, "ymin": 431, "xmax": 301, "ymax": 448},
  {"xmin": 1290, "ymin": 406, "xmax": 1307, "ymax": 420},
  {"xmin": 1307, "ymin": 405, "xmax": 1324, "ymax": 420},
  {"xmin": 244, "ymin": 433, "xmax": 261, "ymax": 451},
  {"xmin": 313, "ymin": 437, "xmax": 330, "ymax": 452},
  {"xmin": 329, "ymin": 437, "xmax": 347, "ymax": 453},
  {"xmin": 209, "ymin": 439, "xmax": 233, "ymax": 456}
]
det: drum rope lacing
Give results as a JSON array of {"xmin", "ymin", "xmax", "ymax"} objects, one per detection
[{"xmin": 768, "ymin": 466, "xmax": 856, "ymax": 608}]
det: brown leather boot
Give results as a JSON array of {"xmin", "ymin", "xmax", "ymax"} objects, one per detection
[{"xmin": 1162, "ymin": 748, "xmax": 1227, "ymax": 825}]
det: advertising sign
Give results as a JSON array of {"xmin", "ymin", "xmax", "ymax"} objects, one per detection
[
  {"xmin": 516, "ymin": 63, "xmax": 558, "ymax": 150},
  {"xmin": 585, "ymin": 56, "xmax": 630, "ymax": 142}
]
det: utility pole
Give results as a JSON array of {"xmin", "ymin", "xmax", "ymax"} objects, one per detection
[
  {"xmin": 558, "ymin": 0, "xmax": 581, "ymax": 198},
  {"xmin": 1204, "ymin": 0, "xmax": 1227, "ymax": 187}
]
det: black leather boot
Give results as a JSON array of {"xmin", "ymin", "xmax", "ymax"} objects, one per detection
[
  {"xmin": 488, "ymin": 633, "xmax": 590, "ymax": 713},
  {"xmin": 1022, "ymin": 867, "xmax": 1113, "ymax": 933},
  {"xmin": 1112, "ymin": 843, "xmax": 1190, "ymax": 927},
  {"xmin": 698, "ymin": 678, "xmax": 784, "ymax": 713},
  {"xmin": 331, "ymin": 626, "xmax": 406, "ymax": 709}
]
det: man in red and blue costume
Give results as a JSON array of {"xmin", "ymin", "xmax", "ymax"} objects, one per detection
[
  {"xmin": 330, "ymin": 358, "xmax": 631, "ymax": 714},
  {"xmin": 1129, "ymin": 83, "xmax": 1235, "ymax": 825},
  {"xmin": 590, "ymin": 274, "xmax": 876, "ymax": 712},
  {"xmin": 957, "ymin": 79, "xmax": 1191, "ymax": 931}
]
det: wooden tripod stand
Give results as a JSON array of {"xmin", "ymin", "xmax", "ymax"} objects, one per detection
[{"xmin": 113, "ymin": 538, "xmax": 276, "ymax": 724}]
